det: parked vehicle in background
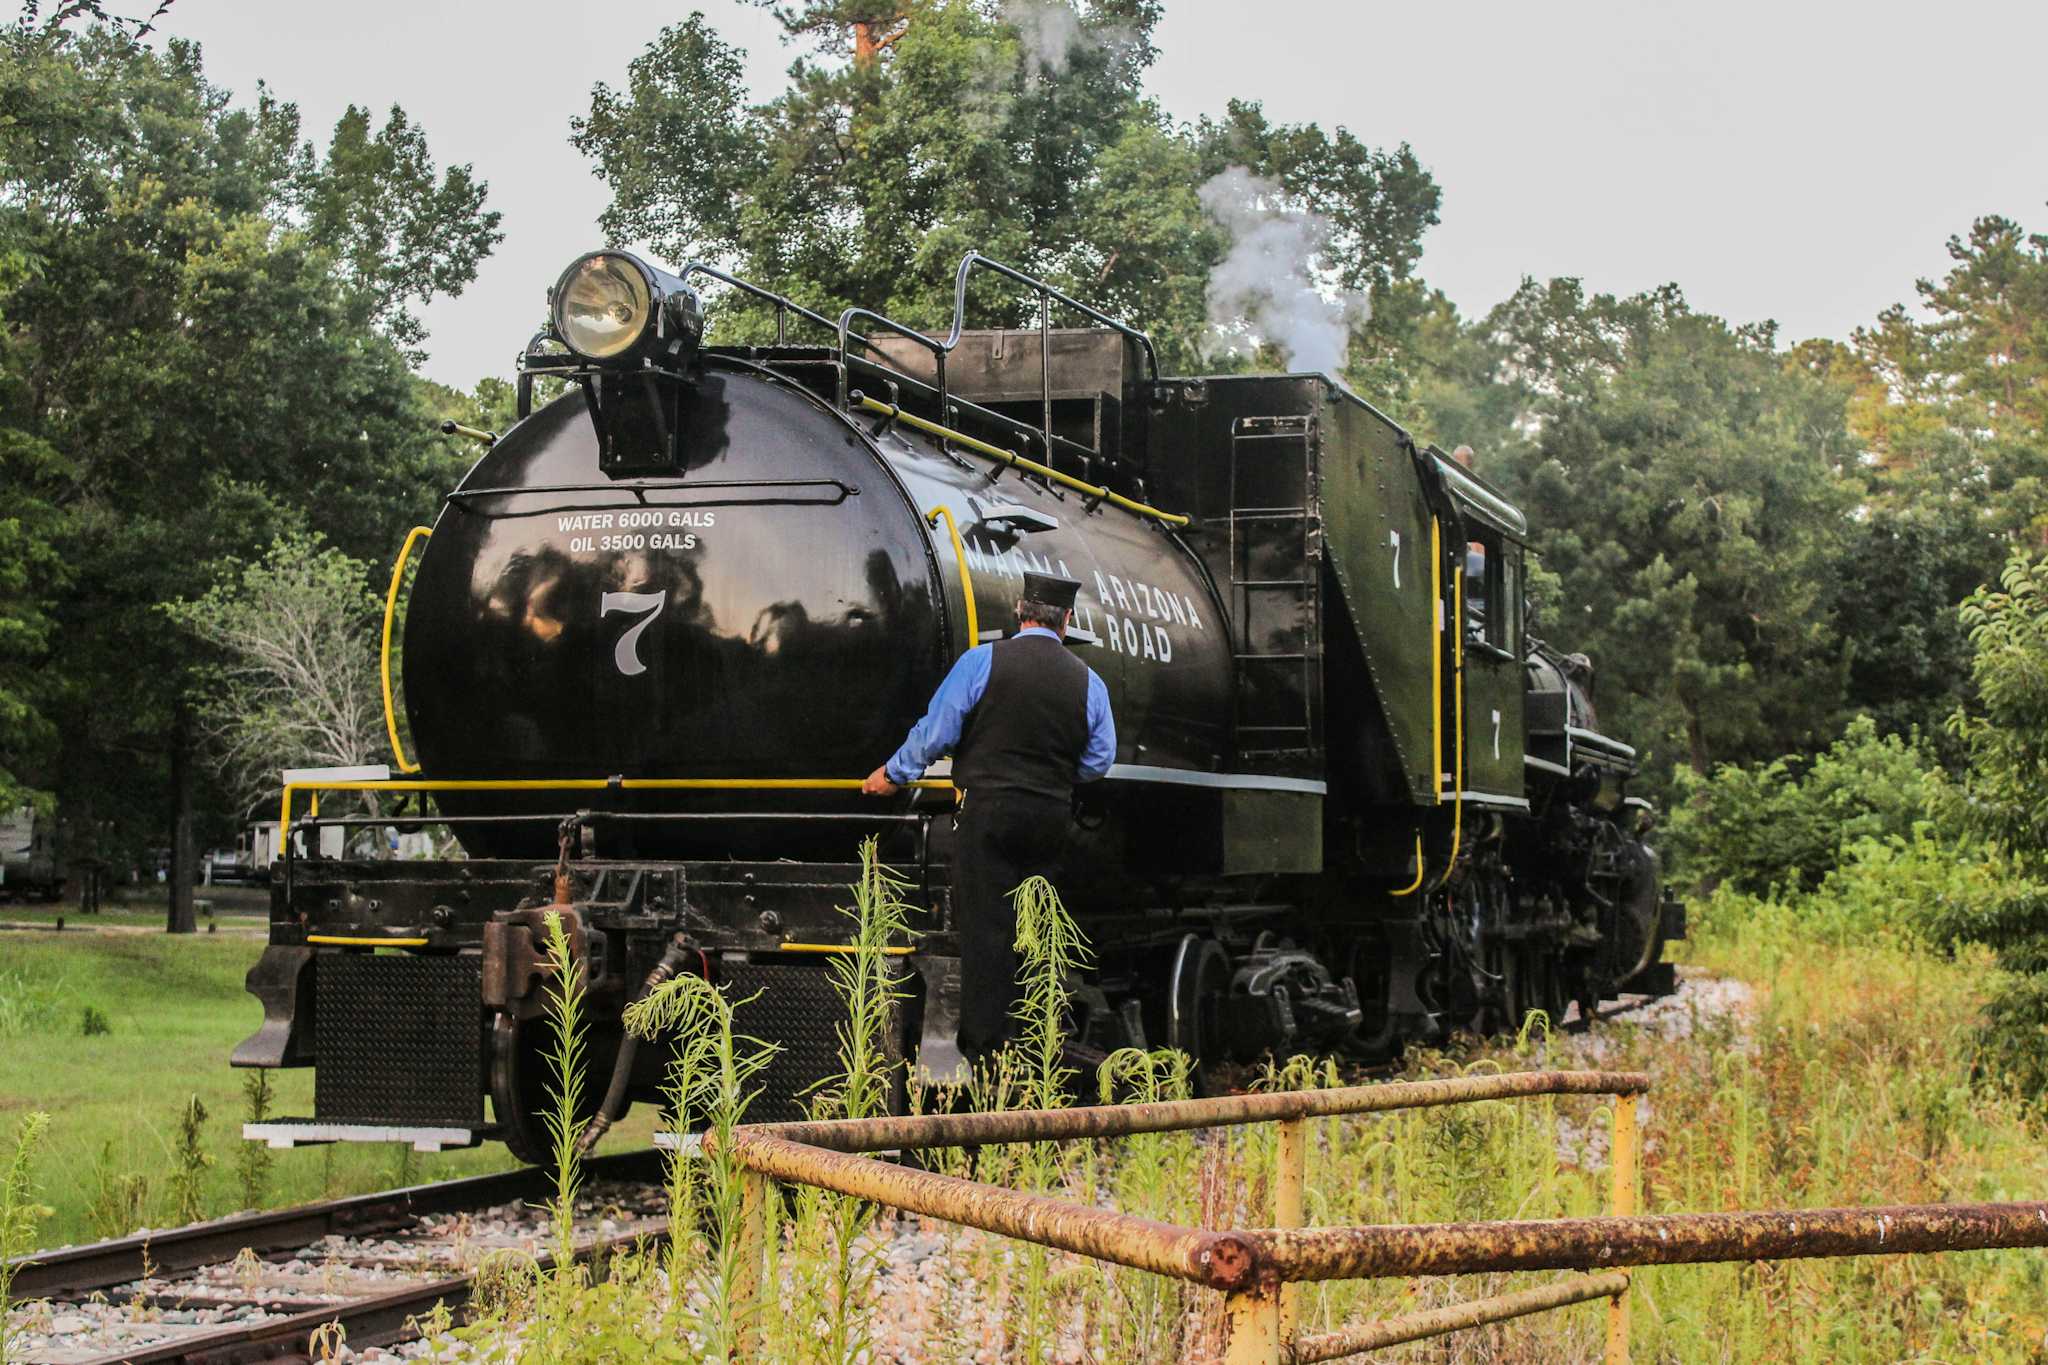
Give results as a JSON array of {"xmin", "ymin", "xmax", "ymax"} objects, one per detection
[{"xmin": 1, "ymin": 805, "xmax": 63, "ymax": 902}]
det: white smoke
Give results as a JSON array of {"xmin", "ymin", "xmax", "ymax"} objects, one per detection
[
  {"xmin": 998, "ymin": 0, "xmax": 1136, "ymax": 81},
  {"xmin": 1002, "ymin": 0, "xmax": 1086, "ymax": 74},
  {"xmin": 1198, "ymin": 167, "xmax": 1370, "ymax": 376}
]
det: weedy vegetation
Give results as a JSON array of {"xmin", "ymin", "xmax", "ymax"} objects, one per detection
[
  {"xmin": 165, "ymin": 1095, "xmax": 214, "ymax": 1226},
  {"xmin": 1, "ymin": 1112, "xmax": 54, "ymax": 1363},
  {"xmin": 235, "ymin": 1069, "xmax": 275, "ymax": 1210},
  {"xmin": 10, "ymin": 842, "xmax": 2048, "ymax": 1362},
  {"xmin": 434, "ymin": 840, "xmax": 2048, "ymax": 1365}
]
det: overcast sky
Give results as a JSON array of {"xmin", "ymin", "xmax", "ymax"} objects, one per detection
[{"xmin": 152, "ymin": 0, "xmax": 2047, "ymax": 391}]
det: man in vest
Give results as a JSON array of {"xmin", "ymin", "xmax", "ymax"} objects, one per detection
[{"xmin": 862, "ymin": 571, "xmax": 1116, "ymax": 1064}]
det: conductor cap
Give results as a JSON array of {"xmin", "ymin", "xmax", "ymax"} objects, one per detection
[{"xmin": 1019, "ymin": 571, "xmax": 1081, "ymax": 613}]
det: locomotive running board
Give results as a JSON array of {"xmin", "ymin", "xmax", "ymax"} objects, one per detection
[{"xmin": 244, "ymin": 1120, "xmax": 481, "ymax": 1152}]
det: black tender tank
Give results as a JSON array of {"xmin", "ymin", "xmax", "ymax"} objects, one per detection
[
  {"xmin": 402, "ymin": 355, "xmax": 1234, "ymax": 863},
  {"xmin": 403, "ymin": 365, "xmax": 946, "ymax": 856}
]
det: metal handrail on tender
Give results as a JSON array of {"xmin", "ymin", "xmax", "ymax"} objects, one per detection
[{"xmin": 517, "ymin": 250, "xmax": 1180, "ymax": 525}]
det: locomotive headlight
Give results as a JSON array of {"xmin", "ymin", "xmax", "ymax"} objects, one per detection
[{"xmin": 552, "ymin": 252, "xmax": 654, "ymax": 361}]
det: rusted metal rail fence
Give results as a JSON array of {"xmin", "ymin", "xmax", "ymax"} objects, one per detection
[{"xmin": 718, "ymin": 1070, "xmax": 2048, "ymax": 1363}]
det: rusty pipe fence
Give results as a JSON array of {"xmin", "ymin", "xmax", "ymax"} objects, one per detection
[{"xmin": 716, "ymin": 1069, "xmax": 2048, "ymax": 1363}]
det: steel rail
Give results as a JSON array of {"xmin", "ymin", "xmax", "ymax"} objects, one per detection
[
  {"xmin": 1286, "ymin": 1272, "xmax": 1630, "ymax": 1363},
  {"xmin": 5, "ymin": 1150, "xmax": 663, "ymax": 1301},
  {"xmin": 742, "ymin": 1070, "xmax": 1651, "ymax": 1154},
  {"xmin": 1247, "ymin": 1200, "xmax": 2048, "ymax": 1283},
  {"xmin": 76, "ymin": 1224, "xmax": 660, "ymax": 1365},
  {"xmin": 726, "ymin": 1131, "xmax": 1256, "ymax": 1289}
]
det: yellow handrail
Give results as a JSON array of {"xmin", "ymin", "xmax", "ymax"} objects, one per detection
[
  {"xmin": 1390, "ymin": 832, "xmax": 1426, "ymax": 897},
  {"xmin": 380, "ymin": 525, "xmax": 433, "ymax": 774},
  {"xmin": 924, "ymin": 505, "xmax": 979, "ymax": 648},
  {"xmin": 1440, "ymin": 559, "xmax": 1465, "ymax": 887},
  {"xmin": 280, "ymin": 775, "xmax": 954, "ymax": 843},
  {"xmin": 859, "ymin": 396, "xmax": 1189, "ymax": 527},
  {"xmin": 778, "ymin": 942, "xmax": 916, "ymax": 957},
  {"xmin": 1431, "ymin": 517, "xmax": 1443, "ymax": 803},
  {"xmin": 308, "ymin": 935, "xmax": 429, "ymax": 948}
]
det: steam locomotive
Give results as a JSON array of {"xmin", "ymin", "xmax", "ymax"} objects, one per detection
[{"xmin": 234, "ymin": 250, "xmax": 1679, "ymax": 1159}]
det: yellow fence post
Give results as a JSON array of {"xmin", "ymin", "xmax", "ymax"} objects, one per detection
[
  {"xmin": 1606, "ymin": 1095, "xmax": 1640, "ymax": 1365},
  {"xmin": 1276, "ymin": 1117, "xmax": 1306, "ymax": 1347},
  {"xmin": 1222, "ymin": 1285, "xmax": 1282, "ymax": 1365},
  {"xmin": 734, "ymin": 1171, "xmax": 769, "ymax": 1360}
]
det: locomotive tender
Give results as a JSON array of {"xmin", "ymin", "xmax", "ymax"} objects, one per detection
[{"xmin": 235, "ymin": 249, "xmax": 1679, "ymax": 1158}]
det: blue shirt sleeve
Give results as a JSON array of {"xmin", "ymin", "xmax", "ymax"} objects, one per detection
[
  {"xmin": 1077, "ymin": 669, "xmax": 1116, "ymax": 781},
  {"xmin": 884, "ymin": 645, "xmax": 993, "ymax": 784}
]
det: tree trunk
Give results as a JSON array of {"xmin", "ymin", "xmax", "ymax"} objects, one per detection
[
  {"xmin": 167, "ymin": 700, "xmax": 197, "ymax": 933},
  {"xmin": 1681, "ymin": 695, "xmax": 1711, "ymax": 776}
]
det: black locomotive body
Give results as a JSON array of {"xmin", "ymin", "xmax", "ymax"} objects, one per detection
[{"xmin": 235, "ymin": 251, "xmax": 1679, "ymax": 1157}]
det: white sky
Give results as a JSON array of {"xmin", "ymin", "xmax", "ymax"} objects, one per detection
[{"xmin": 151, "ymin": 0, "xmax": 2048, "ymax": 390}]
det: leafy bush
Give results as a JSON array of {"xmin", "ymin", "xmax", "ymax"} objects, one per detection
[
  {"xmin": 1666, "ymin": 715, "xmax": 1949, "ymax": 895},
  {"xmin": 79, "ymin": 1004, "xmax": 110, "ymax": 1036},
  {"xmin": 1945, "ymin": 555, "xmax": 2048, "ymax": 1090}
]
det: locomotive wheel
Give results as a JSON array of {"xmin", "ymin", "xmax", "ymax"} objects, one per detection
[
  {"xmin": 1333, "ymin": 925, "xmax": 1398, "ymax": 1060},
  {"xmin": 489, "ymin": 1012, "xmax": 617, "ymax": 1165},
  {"xmin": 1494, "ymin": 944, "xmax": 1529, "ymax": 1037},
  {"xmin": 1530, "ymin": 947, "xmax": 1569, "ymax": 1032},
  {"xmin": 1159, "ymin": 934, "xmax": 1230, "ymax": 1083}
]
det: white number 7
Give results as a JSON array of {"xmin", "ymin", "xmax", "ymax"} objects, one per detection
[
  {"xmin": 1389, "ymin": 530, "xmax": 1402, "ymax": 589},
  {"xmin": 1492, "ymin": 708, "xmax": 1502, "ymax": 760},
  {"xmin": 602, "ymin": 590, "xmax": 666, "ymax": 676}
]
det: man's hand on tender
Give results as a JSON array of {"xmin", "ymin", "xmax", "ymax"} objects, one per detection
[{"xmin": 861, "ymin": 766, "xmax": 900, "ymax": 796}]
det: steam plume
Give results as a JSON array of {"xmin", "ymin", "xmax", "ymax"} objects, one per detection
[
  {"xmin": 1198, "ymin": 167, "xmax": 1370, "ymax": 376},
  {"xmin": 1002, "ymin": 0, "xmax": 1085, "ymax": 73}
]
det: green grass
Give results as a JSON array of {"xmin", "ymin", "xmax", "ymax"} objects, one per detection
[{"xmin": 0, "ymin": 930, "xmax": 650, "ymax": 1250}]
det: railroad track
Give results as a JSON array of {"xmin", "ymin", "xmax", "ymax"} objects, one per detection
[{"xmin": 4, "ymin": 1151, "xmax": 669, "ymax": 1364}]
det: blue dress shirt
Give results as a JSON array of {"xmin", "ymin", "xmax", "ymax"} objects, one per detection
[{"xmin": 884, "ymin": 626, "xmax": 1116, "ymax": 786}]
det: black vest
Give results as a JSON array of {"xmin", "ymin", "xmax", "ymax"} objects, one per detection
[{"xmin": 953, "ymin": 632, "xmax": 1092, "ymax": 800}]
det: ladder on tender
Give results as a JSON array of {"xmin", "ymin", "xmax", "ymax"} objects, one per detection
[{"xmin": 1226, "ymin": 415, "xmax": 1320, "ymax": 757}]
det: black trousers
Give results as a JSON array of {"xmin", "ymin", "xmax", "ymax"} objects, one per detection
[{"xmin": 952, "ymin": 789, "xmax": 1071, "ymax": 1062}]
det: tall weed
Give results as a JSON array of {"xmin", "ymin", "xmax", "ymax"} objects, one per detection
[
  {"xmin": 84, "ymin": 1140, "xmax": 149, "ymax": 1239},
  {"xmin": 1, "ymin": 1112, "xmax": 53, "ymax": 1363},
  {"xmin": 234, "ymin": 1069, "xmax": 274, "ymax": 1210},
  {"xmin": 165, "ymin": 1095, "xmax": 213, "ymax": 1225},
  {"xmin": 623, "ymin": 970, "xmax": 777, "ymax": 1357}
]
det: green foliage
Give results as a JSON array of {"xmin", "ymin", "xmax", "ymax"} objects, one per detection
[
  {"xmin": 0, "ymin": 16, "xmax": 495, "ymax": 874},
  {"xmin": 165, "ymin": 1093, "xmax": 213, "ymax": 1225},
  {"xmin": 83, "ymin": 1137, "xmax": 148, "ymax": 1240},
  {"xmin": 539, "ymin": 911, "xmax": 586, "ymax": 1272},
  {"xmin": 819, "ymin": 836, "xmax": 915, "ymax": 1123},
  {"xmin": 0, "ymin": 965, "xmax": 72, "ymax": 1038},
  {"xmin": 1951, "ymin": 555, "xmax": 2048, "ymax": 857},
  {"xmin": 163, "ymin": 533, "xmax": 386, "ymax": 814},
  {"xmin": 1666, "ymin": 715, "xmax": 1949, "ymax": 895},
  {"xmin": 786, "ymin": 838, "xmax": 913, "ymax": 1363},
  {"xmin": 235, "ymin": 1068, "xmax": 274, "ymax": 1211},
  {"xmin": 1008, "ymin": 873, "xmax": 1090, "ymax": 1109},
  {"xmin": 1481, "ymin": 280, "xmax": 1858, "ymax": 786},
  {"xmin": 0, "ymin": 1110, "xmax": 53, "ymax": 1360},
  {"xmin": 1933, "ymin": 553, "xmax": 2048, "ymax": 1088},
  {"xmin": 621, "ymin": 969, "xmax": 777, "ymax": 1358},
  {"xmin": 78, "ymin": 1003, "xmax": 109, "ymax": 1036},
  {"xmin": 574, "ymin": 2, "xmax": 1437, "ymax": 375}
]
